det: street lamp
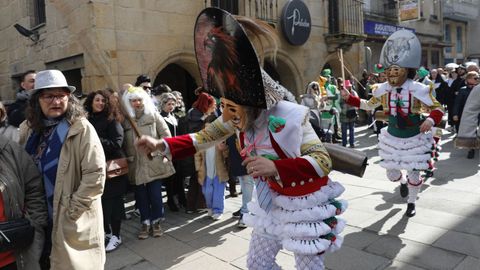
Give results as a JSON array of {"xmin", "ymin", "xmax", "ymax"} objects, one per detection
[{"xmin": 13, "ymin": 23, "xmax": 39, "ymax": 42}]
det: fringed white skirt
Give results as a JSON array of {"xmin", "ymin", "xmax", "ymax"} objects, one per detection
[
  {"xmin": 243, "ymin": 179, "xmax": 347, "ymax": 255},
  {"xmin": 378, "ymin": 128, "xmax": 434, "ymax": 171}
]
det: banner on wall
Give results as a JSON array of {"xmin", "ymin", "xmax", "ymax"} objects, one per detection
[{"xmin": 399, "ymin": 0, "xmax": 420, "ymax": 22}]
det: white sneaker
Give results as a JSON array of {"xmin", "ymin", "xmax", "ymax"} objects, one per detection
[
  {"xmin": 237, "ymin": 217, "xmax": 247, "ymax": 228},
  {"xmin": 207, "ymin": 209, "xmax": 213, "ymax": 217},
  {"xmin": 105, "ymin": 235, "xmax": 122, "ymax": 252},
  {"xmin": 105, "ymin": 232, "xmax": 112, "ymax": 246},
  {"xmin": 212, "ymin": 213, "xmax": 223, "ymax": 220}
]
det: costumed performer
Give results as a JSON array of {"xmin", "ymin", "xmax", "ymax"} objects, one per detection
[
  {"xmin": 340, "ymin": 30, "xmax": 444, "ymax": 217},
  {"xmin": 136, "ymin": 8, "xmax": 347, "ymax": 269}
]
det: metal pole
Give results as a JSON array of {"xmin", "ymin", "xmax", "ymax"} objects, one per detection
[{"xmin": 339, "ymin": 48, "xmax": 345, "ymax": 82}]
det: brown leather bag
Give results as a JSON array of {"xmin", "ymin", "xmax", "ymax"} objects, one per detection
[{"xmin": 106, "ymin": 158, "xmax": 129, "ymax": 179}]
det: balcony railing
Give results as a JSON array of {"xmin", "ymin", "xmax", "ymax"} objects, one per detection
[
  {"xmin": 206, "ymin": 0, "xmax": 279, "ymax": 23},
  {"xmin": 443, "ymin": 0, "xmax": 479, "ymax": 20},
  {"xmin": 363, "ymin": 0, "xmax": 398, "ymax": 21},
  {"xmin": 325, "ymin": 0, "xmax": 366, "ymax": 52},
  {"xmin": 243, "ymin": 0, "xmax": 279, "ymax": 23}
]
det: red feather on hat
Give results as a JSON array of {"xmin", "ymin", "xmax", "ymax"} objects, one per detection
[{"xmin": 204, "ymin": 26, "xmax": 241, "ymax": 96}]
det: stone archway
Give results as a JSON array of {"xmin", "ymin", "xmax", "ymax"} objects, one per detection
[
  {"xmin": 264, "ymin": 51, "xmax": 303, "ymax": 98},
  {"xmin": 322, "ymin": 51, "xmax": 363, "ymax": 82},
  {"xmin": 152, "ymin": 52, "xmax": 200, "ymax": 109}
]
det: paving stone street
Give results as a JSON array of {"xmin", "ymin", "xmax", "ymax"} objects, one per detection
[{"xmin": 106, "ymin": 126, "xmax": 480, "ymax": 270}]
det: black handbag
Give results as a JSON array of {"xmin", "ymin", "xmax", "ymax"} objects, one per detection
[{"xmin": 0, "ymin": 218, "xmax": 35, "ymax": 252}]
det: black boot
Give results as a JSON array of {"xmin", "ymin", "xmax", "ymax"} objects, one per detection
[
  {"xmin": 400, "ymin": 183, "xmax": 408, "ymax": 198},
  {"xmin": 405, "ymin": 203, "xmax": 416, "ymax": 217}
]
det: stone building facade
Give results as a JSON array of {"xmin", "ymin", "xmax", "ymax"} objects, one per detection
[
  {"xmin": 0, "ymin": 0, "xmax": 365, "ymax": 106},
  {"xmin": 442, "ymin": 0, "xmax": 479, "ymax": 64},
  {"xmin": 363, "ymin": 0, "xmax": 447, "ymax": 71}
]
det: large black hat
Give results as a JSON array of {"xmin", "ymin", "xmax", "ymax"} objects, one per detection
[{"xmin": 194, "ymin": 8, "xmax": 266, "ymax": 108}]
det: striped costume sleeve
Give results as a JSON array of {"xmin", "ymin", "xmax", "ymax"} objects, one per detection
[
  {"xmin": 298, "ymin": 120, "xmax": 332, "ymax": 177},
  {"xmin": 273, "ymin": 118, "xmax": 332, "ymax": 188},
  {"xmin": 164, "ymin": 116, "xmax": 235, "ymax": 160}
]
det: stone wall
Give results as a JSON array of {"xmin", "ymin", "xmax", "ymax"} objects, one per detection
[{"xmin": 0, "ymin": 0, "xmax": 364, "ymax": 100}]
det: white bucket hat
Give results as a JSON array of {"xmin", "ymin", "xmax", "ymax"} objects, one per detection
[{"xmin": 31, "ymin": 69, "xmax": 76, "ymax": 96}]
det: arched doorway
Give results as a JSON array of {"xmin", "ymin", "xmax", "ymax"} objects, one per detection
[
  {"xmin": 264, "ymin": 55, "xmax": 302, "ymax": 97},
  {"xmin": 153, "ymin": 63, "xmax": 198, "ymax": 109},
  {"xmin": 264, "ymin": 61, "xmax": 281, "ymax": 83}
]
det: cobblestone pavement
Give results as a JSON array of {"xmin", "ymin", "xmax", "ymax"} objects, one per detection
[{"xmin": 106, "ymin": 125, "xmax": 480, "ymax": 270}]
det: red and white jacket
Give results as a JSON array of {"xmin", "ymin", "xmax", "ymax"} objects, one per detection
[{"xmin": 164, "ymin": 101, "xmax": 332, "ymax": 197}]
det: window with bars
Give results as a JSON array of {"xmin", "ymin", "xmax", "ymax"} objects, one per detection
[
  {"xmin": 33, "ymin": 0, "xmax": 46, "ymax": 26},
  {"xmin": 211, "ymin": 0, "xmax": 239, "ymax": 15},
  {"xmin": 456, "ymin": 26, "xmax": 463, "ymax": 54},
  {"xmin": 445, "ymin": 24, "xmax": 451, "ymax": 53}
]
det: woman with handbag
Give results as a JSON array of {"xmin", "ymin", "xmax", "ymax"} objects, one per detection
[
  {"xmin": 122, "ymin": 86, "xmax": 174, "ymax": 240},
  {"xmin": 84, "ymin": 90, "xmax": 128, "ymax": 252},
  {"xmin": 0, "ymin": 136, "xmax": 48, "ymax": 270}
]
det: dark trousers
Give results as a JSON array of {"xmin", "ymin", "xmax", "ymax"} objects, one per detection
[
  {"xmin": 135, "ymin": 179, "xmax": 164, "ymax": 222},
  {"xmin": 102, "ymin": 196, "xmax": 125, "ymax": 236},
  {"xmin": 341, "ymin": 122, "xmax": 355, "ymax": 147},
  {"xmin": 186, "ymin": 173, "xmax": 206, "ymax": 211},
  {"xmin": 165, "ymin": 164, "xmax": 187, "ymax": 208}
]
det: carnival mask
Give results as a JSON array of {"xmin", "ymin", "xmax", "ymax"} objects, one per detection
[
  {"xmin": 386, "ymin": 65, "xmax": 408, "ymax": 87},
  {"xmin": 220, "ymin": 98, "xmax": 248, "ymax": 131},
  {"xmin": 378, "ymin": 72, "xmax": 387, "ymax": 83}
]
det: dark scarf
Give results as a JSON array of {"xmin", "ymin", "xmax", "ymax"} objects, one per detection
[{"xmin": 25, "ymin": 118, "xmax": 70, "ymax": 219}]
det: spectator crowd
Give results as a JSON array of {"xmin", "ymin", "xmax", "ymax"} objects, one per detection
[{"xmin": 0, "ymin": 59, "xmax": 479, "ymax": 269}]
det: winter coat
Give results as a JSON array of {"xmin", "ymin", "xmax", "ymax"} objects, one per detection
[
  {"xmin": 456, "ymin": 84, "xmax": 480, "ymax": 149},
  {"xmin": 42, "ymin": 118, "xmax": 106, "ymax": 270},
  {"xmin": 17, "ymin": 120, "xmax": 31, "ymax": 146},
  {"xmin": 445, "ymin": 77, "xmax": 465, "ymax": 109},
  {"xmin": 124, "ymin": 110, "xmax": 174, "ymax": 185},
  {"xmin": 161, "ymin": 111, "xmax": 178, "ymax": 137},
  {"xmin": 453, "ymin": 85, "xmax": 473, "ymax": 120},
  {"xmin": 433, "ymin": 76, "xmax": 449, "ymax": 105},
  {"xmin": 340, "ymin": 90, "xmax": 358, "ymax": 123},
  {"xmin": 174, "ymin": 108, "xmax": 207, "ymax": 178},
  {"xmin": 0, "ymin": 123, "xmax": 19, "ymax": 143},
  {"xmin": 194, "ymin": 144, "xmax": 229, "ymax": 185},
  {"xmin": 6, "ymin": 89, "xmax": 28, "ymax": 128},
  {"xmin": 187, "ymin": 108, "xmax": 207, "ymax": 133},
  {"xmin": 0, "ymin": 136, "xmax": 47, "ymax": 270},
  {"xmin": 88, "ymin": 112, "xmax": 127, "ymax": 198}
]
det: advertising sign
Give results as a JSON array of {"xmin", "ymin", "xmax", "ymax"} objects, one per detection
[
  {"xmin": 280, "ymin": 0, "xmax": 311, "ymax": 46},
  {"xmin": 364, "ymin": 20, "xmax": 415, "ymax": 36},
  {"xmin": 399, "ymin": 0, "xmax": 420, "ymax": 22}
]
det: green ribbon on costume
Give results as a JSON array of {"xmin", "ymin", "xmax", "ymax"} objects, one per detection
[
  {"xmin": 268, "ymin": 115, "xmax": 286, "ymax": 133},
  {"xmin": 261, "ymin": 154, "xmax": 279, "ymax": 161}
]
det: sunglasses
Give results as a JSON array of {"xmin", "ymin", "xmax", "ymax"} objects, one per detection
[{"xmin": 142, "ymin": 86, "xmax": 152, "ymax": 90}]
